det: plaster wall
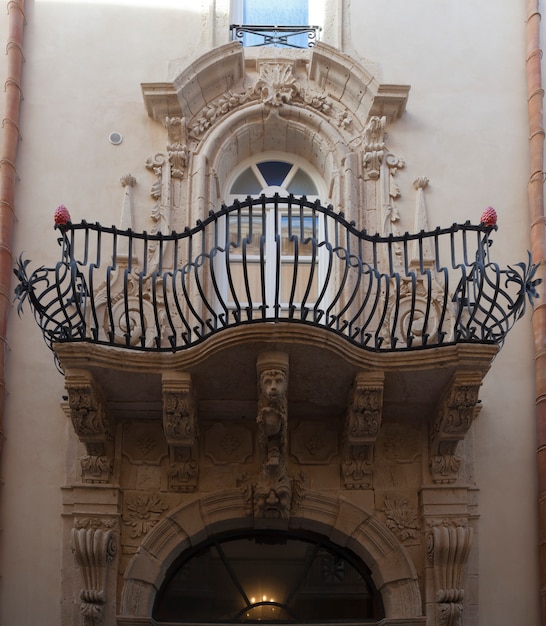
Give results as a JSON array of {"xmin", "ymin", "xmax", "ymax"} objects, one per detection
[{"xmin": 0, "ymin": 1, "xmax": 539, "ymax": 625}]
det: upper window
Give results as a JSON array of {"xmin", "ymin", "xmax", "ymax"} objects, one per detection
[
  {"xmin": 153, "ymin": 530, "xmax": 384, "ymax": 623},
  {"xmin": 230, "ymin": 0, "xmax": 320, "ymax": 48},
  {"xmin": 230, "ymin": 160, "xmax": 318, "ymax": 197}
]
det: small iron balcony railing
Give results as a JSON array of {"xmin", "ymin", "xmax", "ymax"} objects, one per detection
[
  {"xmin": 230, "ymin": 24, "xmax": 321, "ymax": 48},
  {"xmin": 14, "ymin": 195, "xmax": 539, "ymax": 367}
]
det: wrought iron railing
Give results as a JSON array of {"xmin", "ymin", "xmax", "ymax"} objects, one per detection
[
  {"xmin": 14, "ymin": 195, "xmax": 539, "ymax": 364},
  {"xmin": 230, "ymin": 24, "xmax": 321, "ymax": 48}
]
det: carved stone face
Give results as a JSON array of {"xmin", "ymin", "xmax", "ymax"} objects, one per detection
[
  {"xmin": 260, "ymin": 369, "xmax": 287, "ymax": 400},
  {"xmin": 254, "ymin": 474, "xmax": 292, "ymax": 519}
]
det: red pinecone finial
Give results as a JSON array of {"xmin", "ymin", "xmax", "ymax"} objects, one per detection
[
  {"xmin": 54, "ymin": 204, "xmax": 71, "ymax": 226},
  {"xmin": 480, "ymin": 206, "xmax": 497, "ymax": 227}
]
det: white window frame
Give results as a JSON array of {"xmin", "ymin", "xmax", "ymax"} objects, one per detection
[{"xmin": 218, "ymin": 154, "xmax": 328, "ymax": 316}]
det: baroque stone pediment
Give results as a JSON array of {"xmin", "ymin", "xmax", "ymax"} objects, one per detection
[{"xmin": 141, "ymin": 42, "xmax": 410, "ymax": 146}]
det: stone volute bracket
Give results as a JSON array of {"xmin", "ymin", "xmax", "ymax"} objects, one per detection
[
  {"xmin": 71, "ymin": 526, "xmax": 117, "ymax": 626},
  {"xmin": 428, "ymin": 524, "xmax": 473, "ymax": 626},
  {"xmin": 162, "ymin": 371, "xmax": 199, "ymax": 492},
  {"xmin": 429, "ymin": 372, "xmax": 483, "ymax": 484},
  {"xmin": 64, "ymin": 370, "xmax": 113, "ymax": 484},
  {"xmin": 342, "ymin": 371, "xmax": 385, "ymax": 489}
]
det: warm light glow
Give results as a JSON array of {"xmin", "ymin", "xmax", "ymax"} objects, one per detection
[
  {"xmin": 251, "ymin": 597, "xmax": 256, "ymax": 604},
  {"xmin": 262, "ymin": 595, "xmax": 267, "ymax": 602}
]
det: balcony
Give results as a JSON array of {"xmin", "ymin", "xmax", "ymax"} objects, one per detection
[
  {"xmin": 14, "ymin": 194, "xmax": 538, "ymax": 367},
  {"xmin": 15, "ymin": 194, "xmax": 540, "ymax": 487}
]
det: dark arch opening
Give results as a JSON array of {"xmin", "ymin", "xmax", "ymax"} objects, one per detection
[{"xmin": 153, "ymin": 529, "xmax": 385, "ymax": 623}]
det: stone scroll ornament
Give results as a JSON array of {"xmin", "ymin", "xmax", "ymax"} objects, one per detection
[
  {"xmin": 428, "ymin": 524, "xmax": 473, "ymax": 626},
  {"xmin": 71, "ymin": 526, "xmax": 117, "ymax": 626},
  {"xmin": 162, "ymin": 372, "xmax": 199, "ymax": 491},
  {"xmin": 66, "ymin": 374, "xmax": 113, "ymax": 484},
  {"xmin": 430, "ymin": 373, "xmax": 482, "ymax": 484},
  {"xmin": 342, "ymin": 372, "xmax": 385, "ymax": 489}
]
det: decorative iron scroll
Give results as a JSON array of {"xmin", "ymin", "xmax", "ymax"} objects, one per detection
[
  {"xmin": 14, "ymin": 195, "xmax": 540, "ymax": 368},
  {"xmin": 230, "ymin": 24, "xmax": 320, "ymax": 49}
]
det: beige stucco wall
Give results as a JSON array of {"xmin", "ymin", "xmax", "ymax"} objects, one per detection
[{"xmin": 0, "ymin": 1, "xmax": 540, "ymax": 625}]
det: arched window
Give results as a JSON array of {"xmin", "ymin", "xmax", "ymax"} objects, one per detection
[
  {"xmin": 218, "ymin": 156, "xmax": 327, "ymax": 316},
  {"xmin": 153, "ymin": 530, "xmax": 384, "ymax": 623}
]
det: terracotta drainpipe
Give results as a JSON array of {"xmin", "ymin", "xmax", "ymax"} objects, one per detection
[
  {"xmin": 526, "ymin": 1, "xmax": 546, "ymax": 623},
  {"xmin": 0, "ymin": 0, "xmax": 25, "ymax": 456}
]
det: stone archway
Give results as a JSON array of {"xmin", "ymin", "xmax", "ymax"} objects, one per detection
[{"xmin": 118, "ymin": 489, "xmax": 424, "ymax": 625}]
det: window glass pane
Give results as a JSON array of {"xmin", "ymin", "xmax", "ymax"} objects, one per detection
[
  {"xmin": 281, "ymin": 261, "xmax": 317, "ymax": 305},
  {"xmin": 242, "ymin": 0, "xmax": 309, "ymax": 48},
  {"xmin": 256, "ymin": 161, "xmax": 293, "ymax": 187},
  {"xmin": 230, "ymin": 167, "xmax": 262, "ymax": 195},
  {"xmin": 228, "ymin": 214, "xmax": 264, "ymax": 256},
  {"xmin": 286, "ymin": 168, "xmax": 318, "ymax": 195},
  {"xmin": 155, "ymin": 544, "xmax": 242, "ymax": 621},
  {"xmin": 281, "ymin": 215, "xmax": 316, "ymax": 256},
  {"xmin": 243, "ymin": 0, "xmax": 308, "ymax": 26}
]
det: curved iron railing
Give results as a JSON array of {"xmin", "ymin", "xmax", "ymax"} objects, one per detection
[{"xmin": 14, "ymin": 195, "xmax": 540, "ymax": 363}]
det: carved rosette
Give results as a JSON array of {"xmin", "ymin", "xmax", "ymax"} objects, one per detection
[
  {"xmin": 162, "ymin": 372, "xmax": 199, "ymax": 491},
  {"xmin": 430, "ymin": 373, "xmax": 483, "ymax": 483},
  {"xmin": 428, "ymin": 523, "xmax": 473, "ymax": 626},
  {"xmin": 65, "ymin": 372, "xmax": 113, "ymax": 483},
  {"xmin": 71, "ymin": 526, "xmax": 117, "ymax": 626},
  {"xmin": 342, "ymin": 372, "xmax": 384, "ymax": 489}
]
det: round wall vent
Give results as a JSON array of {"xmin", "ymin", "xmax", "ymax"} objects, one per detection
[{"xmin": 109, "ymin": 132, "xmax": 123, "ymax": 145}]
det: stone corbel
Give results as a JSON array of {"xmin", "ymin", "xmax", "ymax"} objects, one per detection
[
  {"xmin": 430, "ymin": 373, "xmax": 483, "ymax": 484},
  {"xmin": 256, "ymin": 351, "xmax": 289, "ymax": 470},
  {"xmin": 428, "ymin": 524, "xmax": 473, "ymax": 626},
  {"xmin": 65, "ymin": 371, "xmax": 113, "ymax": 483},
  {"xmin": 342, "ymin": 372, "xmax": 384, "ymax": 489},
  {"xmin": 162, "ymin": 372, "xmax": 199, "ymax": 492},
  {"xmin": 71, "ymin": 526, "xmax": 117, "ymax": 626}
]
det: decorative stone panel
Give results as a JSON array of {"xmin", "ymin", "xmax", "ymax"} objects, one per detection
[
  {"xmin": 204, "ymin": 422, "xmax": 253, "ymax": 465},
  {"xmin": 290, "ymin": 419, "xmax": 338, "ymax": 464}
]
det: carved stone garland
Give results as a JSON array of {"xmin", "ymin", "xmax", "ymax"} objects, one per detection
[
  {"xmin": 430, "ymin": 372, "xmax": 483, "ymax": 484},
  {"xmin": 162, "ymin": 371, "xmax": 199, "ymax": 491},
  {"xmin": 65, "ymin": 371, "xmax": 113, "ymax": 483},
  {"xmin": 71, "ymin": 526, "xmax": 117, "ymax": 626},
  {"xmin": 342, "ymin": 371, "xmax": 385, "ymax": 489},
  {"xmin": 427, "ymin": 523, "xmax": 473, "ymax": 626}
]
